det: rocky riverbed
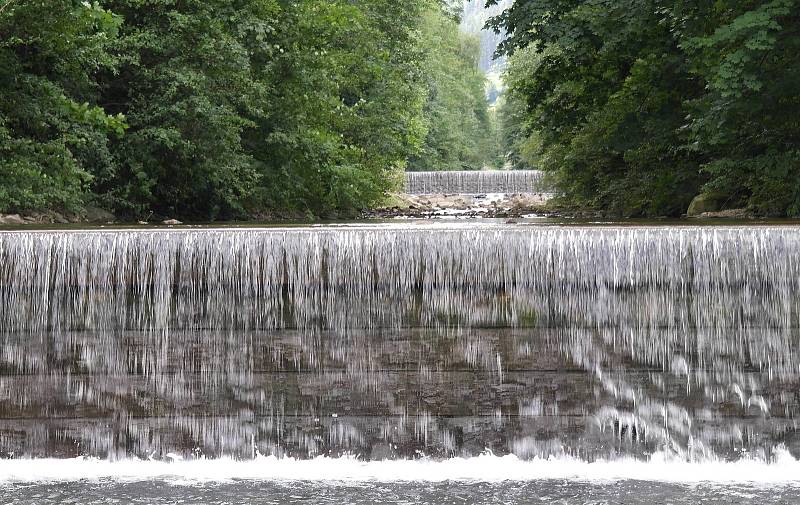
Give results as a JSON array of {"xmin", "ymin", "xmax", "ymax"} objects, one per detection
[
  {"xmin": 365, "ymin": 192, "xmax": 554, "ymax": 219},
  {"xmin": 0, "ymin": 206, "xmax": 116, "ymax": 225},
  {"xmin": 1, "ymin": 194, "xmax": 758, "ymax": 225}
]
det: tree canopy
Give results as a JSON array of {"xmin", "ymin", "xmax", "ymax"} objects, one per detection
[
  {"xmin": 408, "ymin": 9, "xmax": 499, "ymax": 172},
  {"xmin": 0, "ymin": 0, "xmax": 492, "ymax": 220},
  {"xmin": 491, "ymin": 0, "xmax": 800, "ymax": 217}
]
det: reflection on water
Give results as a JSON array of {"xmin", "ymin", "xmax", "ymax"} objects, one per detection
[{"xmin": 0, "ymin": 225, "xmax": 799, "ymax": 462}]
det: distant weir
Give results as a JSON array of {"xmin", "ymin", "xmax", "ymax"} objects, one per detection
[
  {"xmin": 404, "ymin": 170, "xmax": 545, "ymax": 194},
  {"xmin": 0, "ymin": 224, "xmax": 799, "ymax": 462}
]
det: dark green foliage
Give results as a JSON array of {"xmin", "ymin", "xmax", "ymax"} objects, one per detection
[
  {"xmin": 1, "ymin": 0, "xmax": 479, "ymax": 220},
  {"xmin": 0, "ymin": 1, "xmax": 124, "ymax": 213},
  {"xmin": 492, "ymin": 0, "xmax": 800, "ymax": 217},
  {"xmin": 255, "ymin": 0, "xmax": 427, "ymax": 215},
  {"xmin": 684, "ymin": 0, "xmax": 800, "ymax": 216},
  {"xmin": 96, "ymin": 0, "xmax": 274, "ymax": 220}
]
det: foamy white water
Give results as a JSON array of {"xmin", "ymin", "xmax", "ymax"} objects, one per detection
[{"xmin": 2, "ymin": 453, "xmax": 800, "ymax": 484}]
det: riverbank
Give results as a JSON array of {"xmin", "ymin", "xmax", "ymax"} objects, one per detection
[
  {"xmin": 364, "ymin": 192, "xmax": 553, "ymax": 219},
  {"xmin": 0, "ymin": 195, "xmax": 761, "ymax": 225},
  {"xmin": 364, "ymin": 193, "xmax": 759, "ymax": 220},
  {"xmin": 0, "ymin": 209, "xmax": 110, "ymax": 226}
]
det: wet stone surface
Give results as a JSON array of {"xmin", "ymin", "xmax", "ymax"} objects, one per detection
[{"xmin": 0, "ymin": 225, "xmax": 799, "ymax": 462}]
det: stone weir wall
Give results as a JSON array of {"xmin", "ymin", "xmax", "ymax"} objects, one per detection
[
  {"xmin": 2, "ymin": 226, "xmax": 798, "ymax": 333},
  {"xmin": 404, "ymin": 170, "xmax": 546, "ymax": 194},
  {"xmin": 0, "ymin": 225, "xmax": 799, "ymax": 462}
]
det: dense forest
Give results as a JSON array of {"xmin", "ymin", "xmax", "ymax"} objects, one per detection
[
  {"xmin": 0, "ymin": 0, "xmax": 493, "ymax": 220},
  {"xmin": 406, "ymin": 9, "xmax": 499, "ymax": 172},
  {"xmin": 4, "ymin": 0, "xmax": 798, "ymax": 220},
  {"xmin": 492, "ymin": 0, "xmax": 800, "ymax": 217}
]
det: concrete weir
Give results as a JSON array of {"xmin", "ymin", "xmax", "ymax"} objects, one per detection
[
  {"xmin": 0, "ymin": 224, "xmax": 799, "ymax": 461},
  {"xmin": 405, "ymin": 170, "xmax": 545, "ymax": 194}
]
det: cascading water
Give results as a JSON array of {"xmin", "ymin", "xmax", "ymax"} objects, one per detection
[
  {"xmin": 1, "ymin": 223, "xmax": 799, "ymax": 466},
  {"xmin": 404, "ymin": 170, "xmax": 545, "ymax": 194}
]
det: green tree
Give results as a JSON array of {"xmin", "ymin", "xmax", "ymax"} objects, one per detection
[
  {"xmin": 0, "ymin": 0, "xmax": 496, "ymax": 220},
  {"xmin": 495, "ymin": 79, "xmax": 534, "ymax": 170},
  {"xmin": 0, "ymin": 0, "xmax": 124, "ymax": 213},
  {"xmin": 254, "ymin": 0, "xmax": 428, "ymax": 215},
  {"xmin": 491, "ymin": 0, "xmax": 800, "ymax": 217},
  {"xmin": 96, "ymin": 0, "xmax": 277, "ymax": 220},
  {"xmin": 408, "ymin": 7, "xmax": 495, "ymax": 172},
  {"xmin": 491, "ymin": 0, "xmax": 704, "ymax": 216},
  {"xmin": 684, "ymin": 0, "xmax": 800, "ymax": 216}
]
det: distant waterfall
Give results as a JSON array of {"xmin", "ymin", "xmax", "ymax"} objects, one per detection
[
  {"xmin": 0, "ymin": 225, "xmax": 799, "ymax": 461},
  {"xmin": 404, "ymin": 171, "xmax": 545, "ymax": 194}
]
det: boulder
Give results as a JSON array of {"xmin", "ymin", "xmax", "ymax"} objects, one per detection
[
  {"xmin": 84, "ymin": 206, "xmax": 116, "ymax": 223},
  {"xmin": 51, "ymin": 212, "xmax": 70, "ymax": 224},
  {"xmin": 0, "ymin": 214, "xmax": 26, "ymax": 225},
  {"xmin": 686, "ymin": 193, "xmax": 726, "ymax": 216},
  {"xmin": 699, "ymin": 208, "xmax": 750, "ymax": 219}
]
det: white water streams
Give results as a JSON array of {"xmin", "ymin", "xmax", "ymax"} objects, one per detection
[
  {"xmin": 2, "ymin": 451, "xmax": 800, "ymax": 483},
  {"xmin": 2, "ymin": 225, "xmax": 798, "ymax": 333},
  {"xmin": 404, "ymin": 171, "xmax": 545, "ymax": 194},
  {"xmin": 0, "ymin": 224, "xmax": 798, "ymax": 465}
]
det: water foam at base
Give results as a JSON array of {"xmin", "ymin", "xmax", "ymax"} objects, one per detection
[{"xmin": 2, "ymin": 452, "xmax": 800, "ymax": 484}]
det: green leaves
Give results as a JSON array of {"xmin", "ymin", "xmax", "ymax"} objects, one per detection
[
  {"xmin": 408, "ymin": 7, "xmax": 497, "ymax": 172},
  {"xmin": 0, "ymin": 0, "xmax": 120, "ymax": 213},
  {"xmin": 92, "ymin": 0, "xmax": 278, "ymax": 220},
  {"xmin": 686, "ymin": 0, "xmax": 794, "ymax": 98},
  {"xmin": 493, "ymin": 0, "xmax": 800, "ymax": 217},
  {"xmin": 77, "ymin": 1, "xmax": 122, "ymax": 37},
  {"xmin": 64, "ymin": 100, "xmax": 127, "ymax": 136},
  {"xmin": 253, "ymin": 0, "xmax": 430, "ymax": 215},
  {"xmin": 0, "ymin": 0, "xmax": 478, "ymax": 219}
]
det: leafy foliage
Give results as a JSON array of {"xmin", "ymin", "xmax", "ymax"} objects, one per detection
[
  {"xmin": 0, "ymin": 0, "xmax": 123, "ymax": 213},
  {"xmin": 95, "ymin": 0, "xmax": 275, "ymax": 220},
  {"xmin": 408, "ymin": 8, "xmax": 496, "ymax": 172},
  {"xmin": 1, "ymin": 0, "xmax": 489, "ymax": 219},
  {"xmin": 492, "ymin": 0, "xmax": 800, "ymax": 217},
  {"xmin": 255, "ymin": 0, "xmax": 429, "ymax": 215}
]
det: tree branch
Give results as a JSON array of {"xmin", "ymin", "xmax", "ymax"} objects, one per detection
[{"xmin": 0, "ymin": 0, "xmax": 16, "ymax": 16}]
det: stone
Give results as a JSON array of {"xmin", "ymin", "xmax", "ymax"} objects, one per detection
[
  {"xmin": 163, "ymin": 219, "xmax": 183, "ymax": 225},
  {"xmin": 369, "ymin": 443, "xmax": 394, "ymax": 461},
  {"xmin": 0, "ymin": 214, "xmax": 26, "ymax": 225},
  {"xmin": 699, "ymin": 208, "xmax": 750, "ymax": 219},
  {"xmin": 686, "ymin": 192, "xmax": 726, "ymax": 216},
  {"xmin": 84, "ymin": 206, "xmax": 116, "ymax": 223},
  {"xmin": 50, "ymin": 212, "xmax": 70, "ymax": 224}
]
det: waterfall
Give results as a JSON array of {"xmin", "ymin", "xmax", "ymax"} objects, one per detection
[
  {"xmin": 404, "ymin": 171, "xmax": 545, "ymax": 194},
  {"xmin": 0, "ymin": 225, "xmax": 798, "ymax": 461}
]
